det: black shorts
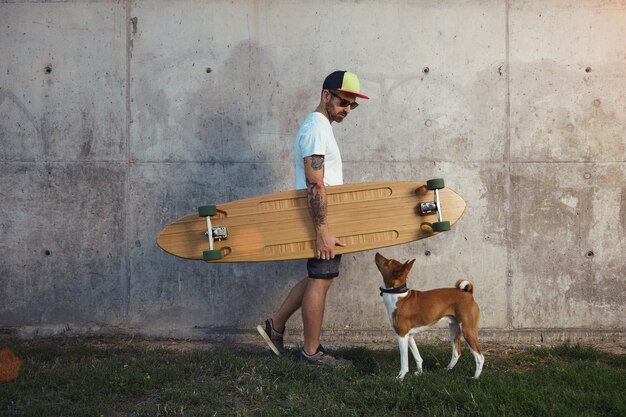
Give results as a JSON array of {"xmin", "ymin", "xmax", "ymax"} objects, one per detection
[{"xmin": 307, "ymin": 255, "xmax": 342, "ymax": 279}]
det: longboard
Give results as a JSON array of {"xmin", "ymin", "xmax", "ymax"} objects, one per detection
[{"xmin": 157, "ymin": 179, "xmax": 466, "ymax": 262}]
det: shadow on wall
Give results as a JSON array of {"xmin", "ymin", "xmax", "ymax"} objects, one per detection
[
  {"xmin": 191, "ymin": 39, "xmax": 296, "ymax": 196},
  {"xmin": 143, "ymin": 40, "xmax": 303, "ymax": 335}
]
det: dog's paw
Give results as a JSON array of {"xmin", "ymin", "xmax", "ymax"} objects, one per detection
[
  {"xmin": 413, "ymin": 369, "xmax": 423, "ymax": 376},
  {"xmin": 396, "ymin": 371, "xmax": 408, "ymax": 380}
]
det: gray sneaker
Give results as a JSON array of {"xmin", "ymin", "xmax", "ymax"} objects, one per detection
[
  {"xmin": 301, "ymin": 345, "xmax": 351, "ymax": 367},
  {"xmin": 256, "ymin": 319, "xmax": 285, "ymax": 356}
]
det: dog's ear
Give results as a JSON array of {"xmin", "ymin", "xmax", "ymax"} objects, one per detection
[{"xmin": 393, "ymin": 259, "xmax": 415, "ymax": 278}]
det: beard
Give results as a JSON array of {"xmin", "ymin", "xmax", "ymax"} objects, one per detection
[{"xmin": 326, "ymin": 103, "xmax": 347, "ymax": 123}]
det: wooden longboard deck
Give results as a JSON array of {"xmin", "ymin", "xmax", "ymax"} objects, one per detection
[{"xmin": 157, "ymin": 181, "xmax": 466, "ymax": 262}]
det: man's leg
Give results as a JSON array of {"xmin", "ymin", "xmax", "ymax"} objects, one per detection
[
  {"xmin": 257, "ymin": 278, "xmax": 308, "ymax": 355},
  {"xmin": 271, "ymin": 277, "xmax": 309, "ymax": 332},
  {"xmin": 261, "ymin": 256, "xmax": 340, "ymax": 355},
  {"xmin": 301, "ymin": 277, "xmax": 334, "ymax": 355}
]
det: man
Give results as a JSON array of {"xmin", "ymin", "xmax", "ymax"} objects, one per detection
[{"xmin": 257, "ymin": 71, "xmax": 369, "ymax": 365}]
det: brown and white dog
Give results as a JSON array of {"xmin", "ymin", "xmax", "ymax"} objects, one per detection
[{"xmin": 375, "ymin": 253, "xmax": 484, "ymax": 379}]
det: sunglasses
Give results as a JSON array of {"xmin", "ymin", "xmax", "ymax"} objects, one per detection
[{"xmin": 329, "ymin": 90, "xmax": 359, "ymax": 110}]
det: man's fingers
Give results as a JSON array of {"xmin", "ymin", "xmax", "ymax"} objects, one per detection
[{"xmin": 316, "ymin": 236, "xmax": 344, "ymax": 260}]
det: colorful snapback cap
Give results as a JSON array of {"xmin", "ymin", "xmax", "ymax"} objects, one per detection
[{"xmin": 323, "ymin": 71, "xmax": 369, "ymax": 99}]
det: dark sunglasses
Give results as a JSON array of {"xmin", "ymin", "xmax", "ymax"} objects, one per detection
[{"xmin": 329, "ymin": 90, "xmax": 359, "ymax": 110}]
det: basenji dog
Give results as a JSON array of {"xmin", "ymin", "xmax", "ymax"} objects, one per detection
[{"xmin": 375, "ymin": 253, "xmax": 484, "ymax": 379}]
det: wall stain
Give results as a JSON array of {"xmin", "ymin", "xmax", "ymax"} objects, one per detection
[{"xmin": 0, "ymin": 89, "xmax": 42, "ymax": 160}]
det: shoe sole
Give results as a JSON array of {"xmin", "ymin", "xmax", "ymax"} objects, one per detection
[
  {"xmin": 256, "ymin": 325, "xmax": 281, "ymax": 356},
  {"xmin": 301, "ymin": 357, "xmax": 351, "ymax": 367},
  {"xmin": 300, "ymin": 351, "xmax": 351, "ymax": 367}
]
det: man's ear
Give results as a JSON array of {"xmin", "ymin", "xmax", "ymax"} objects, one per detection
[{"xmin": 321, "ymin": 89, "xmax": 331, "ymax": 103}]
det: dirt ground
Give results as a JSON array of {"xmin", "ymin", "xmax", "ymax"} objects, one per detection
[{"xmin": 80, "ymin": 335, "xmax": 626, "ymax": 358}]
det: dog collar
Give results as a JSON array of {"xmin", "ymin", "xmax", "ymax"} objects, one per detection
[{"xmin": 379, "ymin": 284, "xmax": 409, "ymax": 296}]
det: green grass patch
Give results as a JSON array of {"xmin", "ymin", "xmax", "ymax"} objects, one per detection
[{"xmin": 0, "ymin": 338, "xmax": 624, "ymax": 416}]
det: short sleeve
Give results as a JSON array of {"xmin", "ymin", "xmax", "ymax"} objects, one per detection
[{"xmin": 298, "ymin": 129, "xmax": 326, "ymax": 158}]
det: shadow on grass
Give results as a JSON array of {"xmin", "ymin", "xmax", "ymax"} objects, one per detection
[{"xmin": 0, "ymin": 337, "xmax": 624, "ymax": 417}]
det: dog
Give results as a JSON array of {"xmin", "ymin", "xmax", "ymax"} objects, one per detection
[{"xmin": 375, "ymin": 252, "xmax": 484, "ymax": 379}]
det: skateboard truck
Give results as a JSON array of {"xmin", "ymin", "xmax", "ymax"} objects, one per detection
[
  {"xmin": 198, "ymin": 205, "xmax": 223, "ymax": 261},
  {"xmin": 205, "ymin": 226, "xmax": 227, "ymax": 240},
  {"xmin": 419, "ymin": 179, "xmax": 451, "ymax": 232}
]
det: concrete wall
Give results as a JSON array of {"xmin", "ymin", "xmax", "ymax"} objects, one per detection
[{"xmin": 1, "ymin": 0, "xmax": 624, "ymax": 345}]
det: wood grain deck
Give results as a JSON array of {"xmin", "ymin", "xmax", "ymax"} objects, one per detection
[{"xmin": 156, "ymin": 181, "xmax": 466, "ymax": 262}]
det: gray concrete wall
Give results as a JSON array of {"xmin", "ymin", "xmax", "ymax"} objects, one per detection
[{"xmin": 1, "ymin": 0, "xmax": 624, "ymax": 345}]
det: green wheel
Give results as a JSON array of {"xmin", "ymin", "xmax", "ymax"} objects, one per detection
[
  {"xmin": 198, "ymin": 205, "xmax": 217, "ymax": 217},
  {"xmin": 432, "ymin": 221, "xmax": 451, "ymax": 232},
  {"xmin": 426, "ymin": 178, "xmax": 445, "ymax": 190},
  {"xmin": 203, "ymin": 250, "xmax": 222, "ymax": 261}
]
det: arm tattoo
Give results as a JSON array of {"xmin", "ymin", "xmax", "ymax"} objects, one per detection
[
  {"xmin": 309, "ymin": 155, "xmax": 324, "ymax": 171},
  {"xmin": 306, "ymin": 178, "xmax": 326, "ymax": 226}
]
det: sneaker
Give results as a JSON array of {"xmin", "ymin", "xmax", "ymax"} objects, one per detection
[
  {"xmin": 256, "ymin": 318, "xmax": 285, "ymax": 356},
  {"xmin": 300, "ymin": 345, "xmax": 351, "ymax": 367}
]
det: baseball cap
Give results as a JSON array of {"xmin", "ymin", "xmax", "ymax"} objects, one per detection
[{"xmin": 322, "ymin": 71, "xmax": 369, "ymax": 99}]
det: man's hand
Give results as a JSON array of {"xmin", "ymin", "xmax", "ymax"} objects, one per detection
[{"xmin": 315, "ymin": 224, "xmax": 346, "ymax": 260}]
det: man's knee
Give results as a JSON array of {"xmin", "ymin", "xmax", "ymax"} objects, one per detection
[{"xmin": 307, "ymin": 276, "xmax": 334, "ymax": 291}]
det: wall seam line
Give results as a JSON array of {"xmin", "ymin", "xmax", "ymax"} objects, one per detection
[
  {"xmin": 124, "ymin": 0, "xmax": 133, "ymax": 330},
  {"xmin": 505, "ymin": 0, "xmax": 514, "ymax": 330}
]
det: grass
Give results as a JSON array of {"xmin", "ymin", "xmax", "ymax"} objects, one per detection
[{"xmin": 0, "ymin": 337, "xmax": 624, "ymax": 416}]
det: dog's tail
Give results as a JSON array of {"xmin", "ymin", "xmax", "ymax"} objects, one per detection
[{"xmin": 455, "ymin": 279, "xmax": 474, "ymax": 293}]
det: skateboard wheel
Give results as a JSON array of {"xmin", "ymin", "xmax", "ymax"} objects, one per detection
[
  {"xmin": 203, "ymin": 250, "xmax": 222, "ymax": 261},
  {"xmin": 432, "ymin": 221, "xmax": 451, "ymax": 232},
  {"xmin": 426, "ymin": 178, "xmax": 445, "ymax": 190},
  {"xmin": 198, "ymin": 205, "xmax": 217, "ymax": 217}
]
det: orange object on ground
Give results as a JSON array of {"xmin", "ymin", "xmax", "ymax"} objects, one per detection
[{"xmin": 0, "ymin": 348, "xmax": 22, "ymax": 383}]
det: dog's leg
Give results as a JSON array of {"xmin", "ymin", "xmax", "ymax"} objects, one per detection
[
  {"xmin": 396, "ymin": 335, "xmax": 410, "ymax": 380},
  {"xmin": 408, "ymin": 336, "xmax": 423, "ymax": 375},
  {"xmin": 445, "ymin": 321, "xmax": 462, "ymax": 371},
  {"xmin": 462, "ymin": 326, "xmax": 484, "ymax": 379},
  {"xmin": 469, "ymin": 348, "xmax": 485, "ymax": 379}
]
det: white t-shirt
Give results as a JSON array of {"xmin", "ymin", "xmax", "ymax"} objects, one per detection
[{"xmin": 294, "ymin": 112, "xmax": 343, "ymax": 190}]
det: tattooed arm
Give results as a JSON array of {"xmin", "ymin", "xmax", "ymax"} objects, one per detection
[{"xmin": 304, "ymin": 155, "xmax": 345, "ymax": 259}]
